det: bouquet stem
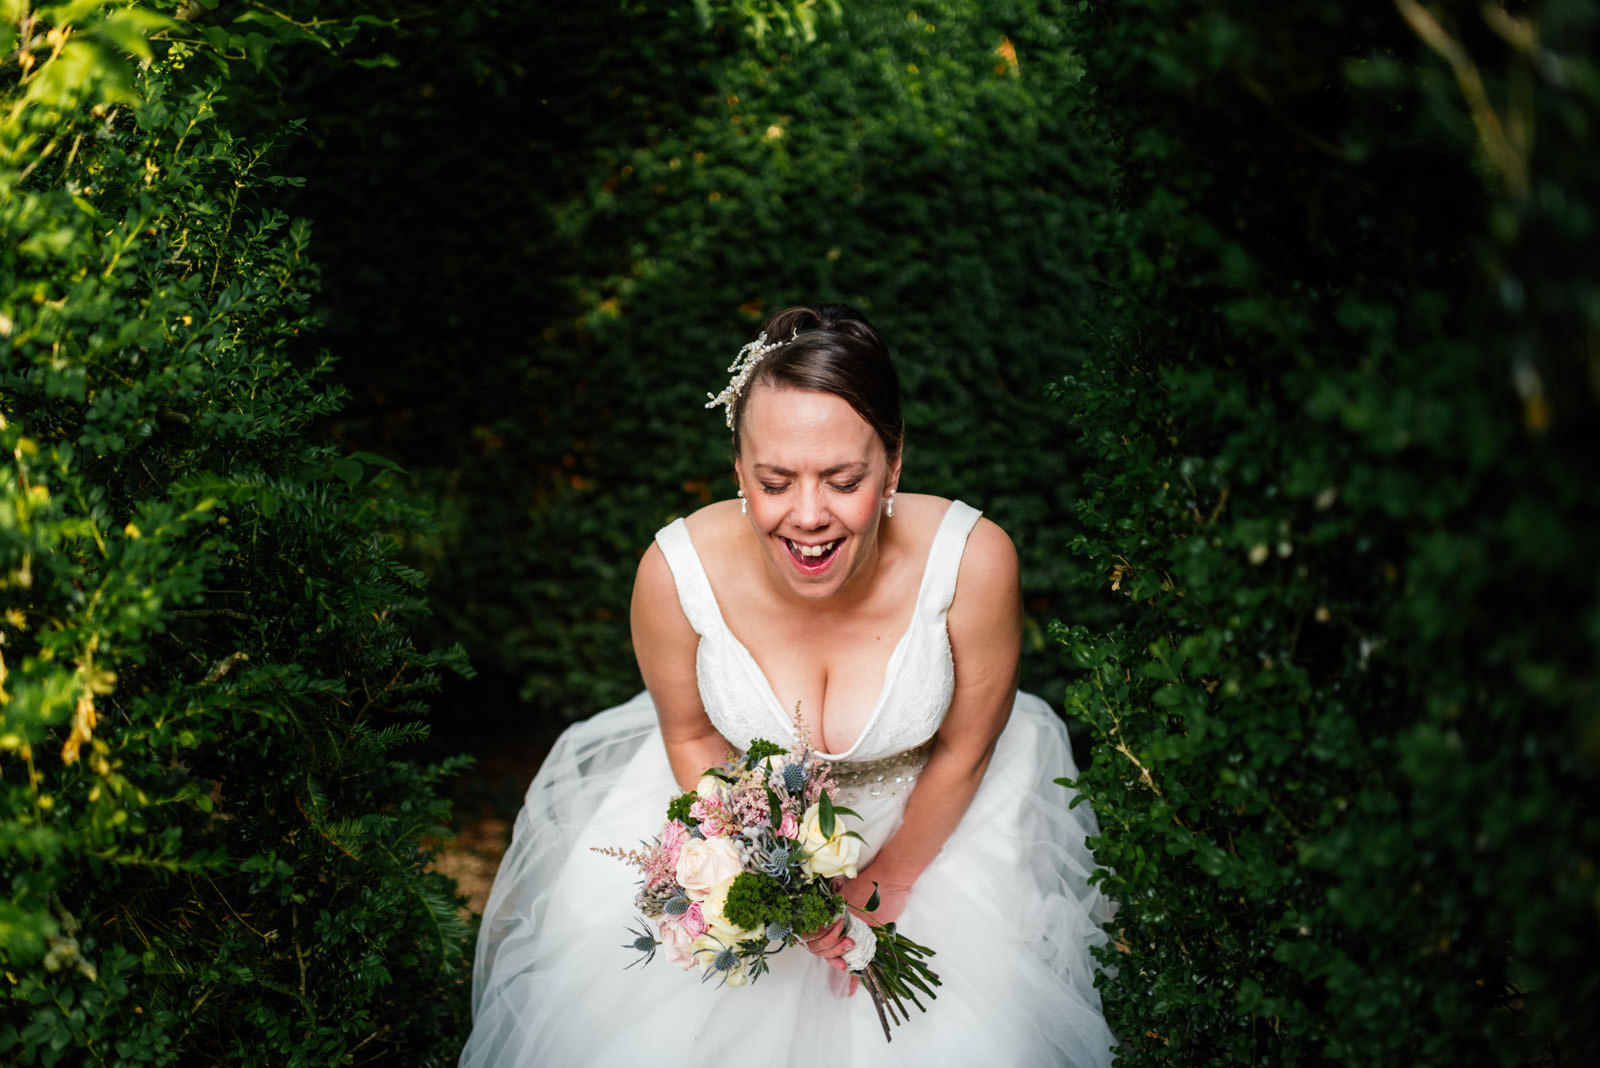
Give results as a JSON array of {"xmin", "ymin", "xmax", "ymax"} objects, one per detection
[{"xmin": 851, "ymin": 922, "xmax": 940, "ymax": 1042}]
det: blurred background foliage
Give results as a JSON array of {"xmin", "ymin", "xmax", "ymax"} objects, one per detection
[
  {"xmin": 1057, "ymin": 0, "xmax": 1600, "ymax": 1064},
  {"xmin": 258, "ymin": 0, "xmax": 1113, "ymax": 737},
  {"xmin": 3, "ymin": 0, "xmax": 1598, "ymax": 1063}
]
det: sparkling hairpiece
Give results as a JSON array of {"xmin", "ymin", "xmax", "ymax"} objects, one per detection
[{"xmin": 704, "ymin": 328, "xmax": 798, "ymax": 429}]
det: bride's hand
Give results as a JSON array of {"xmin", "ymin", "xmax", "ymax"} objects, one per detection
[
  {"xmin": 800, "ymin": 914, "xmax": 865, "ymax": 997},
  {"xmin": 800, "ymin": 915, "xmax": 855, "ymax": 974},
  {"xmin": 800, "ymin": 871, "xmax": 913, "ymax": 996},
  {"xmin": 838, "ymin": 871, "xmax": 911, "ymax": 928}
]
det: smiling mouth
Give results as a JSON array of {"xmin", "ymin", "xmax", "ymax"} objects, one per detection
[{"xmin": 785, "ymin": 537, "xmax": 840, "ymax": 562}]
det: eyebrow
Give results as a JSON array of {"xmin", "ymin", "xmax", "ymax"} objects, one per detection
[{"xmin": 752, "ymin": 462, "xmax": 868, "ymax": 478}]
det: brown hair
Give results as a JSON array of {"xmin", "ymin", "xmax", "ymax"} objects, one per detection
[{"xmin": 729, "ymin": 304, "xmax": 903, "ymax": 461}]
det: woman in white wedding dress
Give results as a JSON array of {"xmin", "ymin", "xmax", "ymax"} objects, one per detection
[{"xmin": 461, "ymin": 305, "xmax": 1115, "ymax": 1067}]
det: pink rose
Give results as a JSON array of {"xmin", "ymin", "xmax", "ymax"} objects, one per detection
[
  {"xmin": 680, "ymin": 900, "xmax": 707, "ymax": 940},
  {"xmin": 657, "ymin": 820, "xmax": 689, "ymax": 868},
  {"xmin": 657, "ymin": 915, "xmax": 698, "ymax": 970},
  {"xmin": 778, "ymin": 810, "xmax": 799, "ymax": 840},
  {"xmin": 675, "ymin": 835, "xmax": 743, "ymax": 900},
  {"xmin": 689, "ymin": 797, "xmax": 736, "ymax": 838}
]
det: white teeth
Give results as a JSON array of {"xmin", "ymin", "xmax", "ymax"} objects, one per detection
[{"xmin": 791, "ymin": 539, "xmax": 838, "ymax": 558}]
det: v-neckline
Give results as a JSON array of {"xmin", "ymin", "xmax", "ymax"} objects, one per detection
[{"xmin": 684, "ymin": 501, "xmax": 955, "ymax": 760}]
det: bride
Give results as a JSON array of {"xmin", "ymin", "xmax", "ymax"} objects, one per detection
[{"xmin": 461, "ymin": 305, "xmax": 1115, "ymax": 1066}]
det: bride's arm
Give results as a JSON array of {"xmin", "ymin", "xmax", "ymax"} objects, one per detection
[
  {"xmin": 631, "ymin": 542, "xmax": 730, "ymax": 790},
  {"xmin": 834, "ymin": 517, "xmax": 1022, "ymax": 929}
]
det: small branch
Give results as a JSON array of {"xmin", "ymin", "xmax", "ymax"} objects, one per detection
[
  {"xmin": 201, "ymin": 651, "xmax": 249, "ymax": 684},
  {"xmin": 205, "ymin": 875, "xmax": 270, "ymax": 943},
  {"xmin": 1394, "ymin": 0, "xmax": 1529, "ymax": 197},
  {"xmin": 172, "ymin": 607, "xmax": 254, "ymax": 622}
]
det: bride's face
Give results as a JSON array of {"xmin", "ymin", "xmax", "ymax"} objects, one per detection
[{"xmin": 735, "ymin": 384, "xmax": 900, "ymax": 601}]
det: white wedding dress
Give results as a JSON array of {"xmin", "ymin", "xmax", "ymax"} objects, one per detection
[{"xmin": 461, "ymin": 501, "xmax": 1116, "ymax": 1066}]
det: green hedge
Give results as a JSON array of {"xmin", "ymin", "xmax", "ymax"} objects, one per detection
[
  {"xmin": 1058, "ymin": 1, "xmax": 1600, "ymax": 1063},
  {"xmin": 1, "ymin": 5, "xmax": 471, "ymax": 1063}
]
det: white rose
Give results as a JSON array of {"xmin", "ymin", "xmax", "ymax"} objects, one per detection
[
  {"xmin": 696, "ymin": 774, "xmax": 729, "ymax": 803},
  {"xmin": 675, "ymin": 835, "xmax": 743, "ymax": 900},
  {"xmin": 797, "ymin": 803, "xmax": 862, "ymax": 880}
]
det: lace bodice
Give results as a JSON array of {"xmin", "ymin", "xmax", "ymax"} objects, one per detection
[{"xmin": 653, "ymin": 500, "xmax": 981, "ymax": 768}]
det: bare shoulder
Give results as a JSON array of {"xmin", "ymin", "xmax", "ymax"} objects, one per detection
[
  {"xmin": 951, "ymin": 515, "xmax": 1020, "ymax": 626},
  {"xmin": 961, "ymin": 516, "xmax": 1019, "ymax": 581},
  {"xmin": 632, "ymin": 539, "xmax": 676, "ymax": 605},
  {"xmin": 631, "ymin": 539, "xmax": 690, "ymax": 639},
  {"xmin": 682, "ymin": 498, "xmax": 749, "ymax": 557}
]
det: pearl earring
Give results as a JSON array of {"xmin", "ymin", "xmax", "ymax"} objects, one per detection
[
  {"xmin": 739, "ymin": 489, "xmax": 748, "ymax": 517},
  {"xmin": 884, "ymin": 493, "xmax": 895, "ymax": 519}
]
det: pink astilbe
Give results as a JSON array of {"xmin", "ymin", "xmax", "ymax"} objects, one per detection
[
  {"xmin": 802, "ymin": 753, "xmax": 838, "ymax": 809},
  {"xmin": 644, "ymin": 821, "xmax": 690, "ymax": 887},
  {"xmin": 727, "ymin": 778, "xmax": 773, "ymax": 829}
]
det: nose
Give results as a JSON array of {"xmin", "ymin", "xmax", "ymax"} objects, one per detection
[{"xmin": 790, "ymin": 483, "xmax": 829, "ymax": 530}]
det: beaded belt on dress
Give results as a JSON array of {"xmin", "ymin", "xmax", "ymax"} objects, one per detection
[{"xmin": 830, "ymin": 740, "xmax": 934, "ymax": 803}]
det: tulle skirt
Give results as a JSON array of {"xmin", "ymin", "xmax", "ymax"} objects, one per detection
[{"xmin": 461, "ymin": 692, "xmax": 1117, "ymax": 1067}]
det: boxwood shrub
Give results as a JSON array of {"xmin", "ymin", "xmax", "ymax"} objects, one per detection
[
  {"xmin": 1, "ymin": 5, "xmax": 472, "ymax": 1064},
  {"xmin": 1057, "ymin": 2, "xmax": 1600, "ymax": 1064}
]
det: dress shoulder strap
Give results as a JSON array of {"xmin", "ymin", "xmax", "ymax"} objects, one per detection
[
  {"xmin": 919, "ymin": 499, "xmax": 983, "ymax": 617},
  {"xmin": 653, "ymin": 518, "xmax": 721, "ymax": 637}
]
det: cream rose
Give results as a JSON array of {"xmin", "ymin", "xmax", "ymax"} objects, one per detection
[
  {"xmin": 674, "ymin": 835, "xmax": 743, "ymax": 900},
  {"xmin": 688, "ymin": 879, "xmax": 763, "ymax": 987},
  {"xmin": 695, "ymin": 774, "xmax": 729, "ymax": 803},
  {"xmin": 797, "ymin": 803, "xmax": 862, "ymax": 880}
]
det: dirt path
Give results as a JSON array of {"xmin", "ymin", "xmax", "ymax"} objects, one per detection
[{"xmin": 430, "ymin": 735, "xmax": 553, "ymax": 917}]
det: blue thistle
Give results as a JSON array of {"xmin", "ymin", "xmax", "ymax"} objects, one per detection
[
  {"xmin": 766, "ymin": 921, "xmax": 793, "ymax": 943},
  {"xmin": 763, "ymin": 843, "xmax": 794, "ymax": 879},
  {"xmin": 712, "ymin": 945, "xmax": 741, "ymax": 976},
  {"xmin": 695, "ymin": 937, "xmax": 745, "ymax": 987},
  {"xmin": 782, "ymin": 762, "xmax": 806, "ymax": 795},
  {"xmin": 663, "ymin": 894, "xmax": 690, "ymax": 917},
  {"xmin": 623, "ymin": 919, "xmax": 659, "ymax": 969}
]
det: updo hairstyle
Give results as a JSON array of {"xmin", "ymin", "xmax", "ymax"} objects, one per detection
[{"xmin": 729, "ymin": 304, "xmax": 903, "ymax": 462}]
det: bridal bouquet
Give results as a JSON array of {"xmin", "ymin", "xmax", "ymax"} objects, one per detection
[{"xmin": 599, "ymin": 739, "xmax": 939, "ymax": 1040}]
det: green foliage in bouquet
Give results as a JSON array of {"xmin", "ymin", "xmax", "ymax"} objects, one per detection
[
  {"xmin": 722, "ymin": 872, "xmax": 791, "ymax": 931},
  {"xmin": 1, "ymin": 4, "xmax": 471, "ymax": 1064},
  {"xmin": 1056, "ymin": 1, "xmax": 1600, "ymax": 1065},
  {"xmin": 743, "ymin": 737, "xmax": 789, "ymax": 764},
  {"xmin": 718, "ymin": 871, "xmax": 833, "ymax": 939},
  {"xmin": 665, "ymin": 790, "xmax": 702, "ymax": 827}
]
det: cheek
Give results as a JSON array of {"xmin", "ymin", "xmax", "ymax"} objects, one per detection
[{"xmin": 846, "ymin": 496, "xmax": 883, "ymax": 529}]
